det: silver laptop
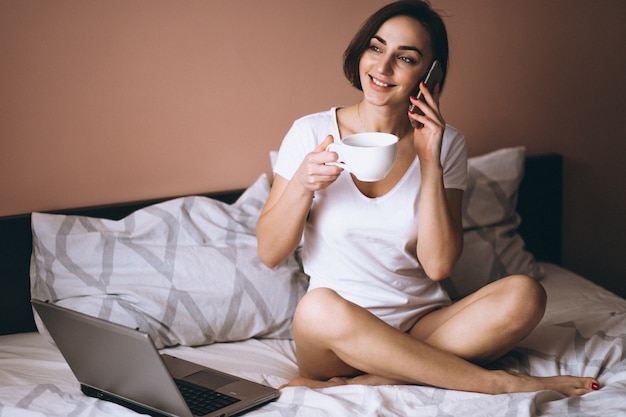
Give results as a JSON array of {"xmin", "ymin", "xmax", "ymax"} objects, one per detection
[{"xmin": 31, "ymin": 299, "xmax": 279, "ymax": 417}]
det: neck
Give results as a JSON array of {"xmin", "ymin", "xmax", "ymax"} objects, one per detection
[{"xmin": 357, "ymin": 100, "xmax": 413, "ymax": 139}]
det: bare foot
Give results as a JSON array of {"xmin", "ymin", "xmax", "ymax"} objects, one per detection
[
  {"xmin": 281, "ymin": 372, "xmax": 600, "ymax": 397},
  {"xmin": 500, "ymin": 371, "xmax": 600, "ymax": 397},
  {"xmin": 279, "ymin": 376, "xmax": 348, "ymax": 390}
]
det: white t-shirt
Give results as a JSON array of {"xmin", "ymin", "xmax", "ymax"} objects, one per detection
[{"xmin": 274, "ymin": 108, "xmax": 468, "ymax": 331}]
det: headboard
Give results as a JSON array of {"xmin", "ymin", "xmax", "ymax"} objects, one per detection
[{"xmin": 0, "ymin": 154, "xmax": 562, "ymax": 336}]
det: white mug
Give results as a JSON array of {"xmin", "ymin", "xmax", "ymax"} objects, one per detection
[{"xmin": 326, "ymin": 132, "xmax": 398, "ymax": 182}]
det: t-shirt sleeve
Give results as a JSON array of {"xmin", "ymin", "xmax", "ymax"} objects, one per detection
[
  {"xmin": 441, "ymin": 126, "xmax": 468, "ymax": 191},
  {"xmin": 273, "ymin": 121, "xmax": 313, "ymax": 180},
  {"xmin": 273, "ymin": 110, "xmax": 337, "ymax": 181}
]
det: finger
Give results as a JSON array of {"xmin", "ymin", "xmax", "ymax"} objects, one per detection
[
  {"xmin": 408, "ymin": 85, "xmax": 436, "ymax": 118},
  {"xmin": 419, "ymin": 82, "xmax": 440, "ymax": 112},
  {"xmin": 408, "ymin": 99, "xmax": 431, "ymax": 129},
  {"xmin": 304, "ymin": 170, "xmax": 342, "ymax": 191},
  {"xmin": 411, "ymin": 84, "xmax": 445, "ymax": 127},
  {"xmin": 315, "ymin": 135, "xmax": 335, "ymax": 153}
]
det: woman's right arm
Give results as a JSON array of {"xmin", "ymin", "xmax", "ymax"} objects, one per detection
[{"xmin": 256, "ymin": 135, "xmax": 339, "ymax": 268}]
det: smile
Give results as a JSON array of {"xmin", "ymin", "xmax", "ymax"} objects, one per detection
[{"xmin": 370, "ymin": 75, "xmax": 393, "ymax": 88}]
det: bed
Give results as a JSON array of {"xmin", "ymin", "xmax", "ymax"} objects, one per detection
[{"xmin": 1, "ymin": 147, "xmax": 625, "ymax": 416}]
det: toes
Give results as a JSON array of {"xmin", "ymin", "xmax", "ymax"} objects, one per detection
[
  {"xmin": 568, "ymin": 377, "xmax": 600, "ymax": 396},
  {"xmin": 279, "ymin": 376, "xmax": 349, "ymax": 390}
]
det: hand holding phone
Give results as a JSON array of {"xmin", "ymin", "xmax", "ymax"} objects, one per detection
[{"xmin": 408, "ymin": 60, "xmax": 443, "ymax": 119}]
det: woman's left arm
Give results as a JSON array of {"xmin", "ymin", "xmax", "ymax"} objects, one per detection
[{"xmin": 409, "ymin": 82, "xmax": 464, "ymax": 281}]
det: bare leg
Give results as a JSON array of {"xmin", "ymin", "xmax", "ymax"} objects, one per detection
[
  {"xmin": 285, "ymin": 283, "xmax": 599, "ymax": 396},
  {"xmin": 410, "ymin": 274, "xmax": 546, "ymax": 364}
]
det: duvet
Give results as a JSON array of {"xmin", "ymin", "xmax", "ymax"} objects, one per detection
[{"xmin": 1, "ymin": 263, "xmax": 625, "ymax": 417}]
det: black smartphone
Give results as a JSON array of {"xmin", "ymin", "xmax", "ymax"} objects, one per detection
[{"xmin": 408, "ymin": 60, "xmax": 443, "ymax": 116}]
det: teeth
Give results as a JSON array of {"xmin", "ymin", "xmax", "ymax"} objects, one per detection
[{"xmin": 372, "ymin": 77, "xmax": 390, "ymax": 87}]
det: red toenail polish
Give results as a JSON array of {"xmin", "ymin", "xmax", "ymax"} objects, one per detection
[{"xmin": 592, "ymin": 383, "xmax": 599, "ymax": 390}]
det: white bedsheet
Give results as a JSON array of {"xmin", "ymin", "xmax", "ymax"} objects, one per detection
[{"xmin": 1, "ymin": 263, "xmax": 625, "ymax": 416}]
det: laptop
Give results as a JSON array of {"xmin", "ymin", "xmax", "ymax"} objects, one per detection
[{"xmin": 31, "ymin": 299, "xmax": 279, "ymax": 417}]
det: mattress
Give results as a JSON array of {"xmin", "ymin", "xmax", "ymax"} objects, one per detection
[{"xmin": 1, "ymin": 263, "xmax": 625, "ymax": 416}]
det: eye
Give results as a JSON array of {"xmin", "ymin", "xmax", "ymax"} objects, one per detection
[
  {"xmin": 368, "ymin": 44, "xmax": 382, "ymax": 53},
  {"xmin": 399, "ymin": 56, "xmax": 415, "ymax": 64}
]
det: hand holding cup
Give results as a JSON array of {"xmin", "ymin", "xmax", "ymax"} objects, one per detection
[{"xmin": 326, "ymin": 132, "xmax": 398, "ymax": 182}]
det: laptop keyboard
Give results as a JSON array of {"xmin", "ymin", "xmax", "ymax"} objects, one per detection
[{"xmin": 175, "ymin": 379, "xmax": 240, "ymax": 416}]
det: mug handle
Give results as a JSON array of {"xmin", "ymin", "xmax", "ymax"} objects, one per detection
[{"xmin": 325, "ymin": 143, "xmax": 349, "ymax": 172}]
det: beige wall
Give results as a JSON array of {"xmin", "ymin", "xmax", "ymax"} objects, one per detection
[{"xmin": 1, "ymin": 1, "xmax": 624, "ymax": 297}]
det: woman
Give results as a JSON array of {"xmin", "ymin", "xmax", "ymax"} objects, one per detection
[{"xmin": 256, "ymin": 0, "xmax": 599, "ymax": 396}]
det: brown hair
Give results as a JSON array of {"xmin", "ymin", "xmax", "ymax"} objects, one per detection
[{"xmin": 343, "ymin": 0, "xmax": 449, "ymax": 91}]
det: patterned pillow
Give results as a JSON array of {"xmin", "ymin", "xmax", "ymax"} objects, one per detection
[
  {"xmin": 442, "ymin": 147, "xmax": 544, "ymax": 300},
  {"xmin": 30, "ymin": 174, "xmax": 309, "ymax": 348}
]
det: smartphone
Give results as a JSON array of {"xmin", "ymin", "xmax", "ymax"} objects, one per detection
[{"xmin": 408, "ymin": 60, "xmax": 443, "ymax": 116}]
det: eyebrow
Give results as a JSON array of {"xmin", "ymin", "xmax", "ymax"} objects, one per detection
[{"xmin": 372, "ymin": 35, "xmax": 424, "ymax": 57}]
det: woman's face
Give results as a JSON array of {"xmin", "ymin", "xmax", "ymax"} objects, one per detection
[{"xmin": 359, "ymin": 15, "xmax": 433, "ymax": 108}]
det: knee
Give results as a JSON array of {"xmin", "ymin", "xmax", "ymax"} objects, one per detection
[
  {"xmin": 293, "ymin": 288, "xmax": 356, "ymax": 339},
  {"xmin": 499, "ymin": 274, "xmax": 546, "ymax": 327}
]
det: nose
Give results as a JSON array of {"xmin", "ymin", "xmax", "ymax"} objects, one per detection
[{"xmin": 377, "ymin": 53, "xmax": 394, "ymax": 75}]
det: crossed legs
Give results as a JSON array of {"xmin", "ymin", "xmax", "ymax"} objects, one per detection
[{"xmin": 285, "ymin": 275, "xmax": 599, "ymax": 396}]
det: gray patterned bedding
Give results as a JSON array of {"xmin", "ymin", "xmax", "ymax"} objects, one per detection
[
  {"xmin": 29, "ymin": 174, "xmax": 308, "ymax": 348},
  {"xmin": 0, "ymin": 149, "xmax": 624, "ymax": 416}
]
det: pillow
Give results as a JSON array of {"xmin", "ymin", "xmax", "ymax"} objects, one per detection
[
  {"xmin": 30, "ymin": 174, "xmax": 309, "ymax": 348},
  {"xmin": 442, "ymin": 147, "xmax": 544, "ymax": 300}
]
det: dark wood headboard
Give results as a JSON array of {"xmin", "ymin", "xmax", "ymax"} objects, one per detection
[
  {"xmin": 517, "ymin": 154, "xmax": 563, "ymax": 266},
  {"xmin": 0, "ymin": 154, "xmax": 562, "ymax": 336}
]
